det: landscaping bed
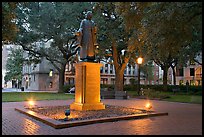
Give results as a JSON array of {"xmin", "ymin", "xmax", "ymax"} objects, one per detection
[{"xmin": 26, "ymin": 105, "xmax": 150, "ymax": 122}]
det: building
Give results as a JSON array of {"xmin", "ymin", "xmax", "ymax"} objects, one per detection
[
  {"xmin": 22, "ymin": 56, "xmax": 169, "ymax": 91},
  {"xmin": 176, "ymin": 57, "xmax": 202, "ymax": 86},
  {"xmin": 143, "ymin": 61, "xmax": 164, "ymax": 85},
  {"xmin": 22, "ymin": 53, "xmax": 59, "ymax": 91}
]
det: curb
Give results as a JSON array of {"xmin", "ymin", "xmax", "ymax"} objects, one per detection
[{"xmin": 15, "ymin": 107, "xmax": 168, "ymax": 129}]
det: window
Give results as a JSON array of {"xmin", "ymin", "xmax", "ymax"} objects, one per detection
[
  {"xmin": 49, "ymin": 69, "xmax": 53, "ymax": 77},
  {"xmin": 33, "ymin": 74, "xmax": 35, "ymax": 82},
  {"xmin": 49, "ymin": 82, "xmax": 53, "ymax": 88},
  {"xmin": 124, "ymin": 79, "xmax": 127, "ymax": 84},
  {"xmin": 179, "ymin": 80, "xmax": 184, "ymax": 85},
  {"xmin": 110, "ymin": 64, "xmax": 113, "ymax": 74},
  {"xmin": 100, "ymin": 67, "xmax": 103, "ymax": 73},
  {"xmin": 128, "ymin": 70, "xmax": 131, "ymax": 75},
  {"xmin": 190, "ymin": 68, "xmax": 195, "ymax": 76},
  {"xmin": 101, "ymin": 78, "xmax": 108, "ymax": 84},
  {"xmin": 105, "ymin": 64, "xmax": 108, "ymax": 73},
  {"xmin": 65, "ymin": 77, "xmax": 69, "ymax": 82},
  {"xmin": 128, "ymin": 66, "xmax": 131, "ymax": 75},
  {"xmin": 190, "ymin": 60, "xmax": 195, "ymax": 65},
  {"xmin": 190, "ymin": 80, "xmax": 195, "ymax": 85},
  {"xmin": 196, "ymin": 80, "xmax": 201, "ymax": 86},
  {"xmin": 111, "ymin": 78, "xmax": 115, "ymax": 84},
  {"xmin": 29, "ymin": 78, "xmax": 31, "ymax": 86},
  {"xmin": 177, "ymin": 68, "xmax": 184, "ymax": 76},
  {"xmin": 68, "ymin": 78, "xmax": 75, "ymax": 84}
]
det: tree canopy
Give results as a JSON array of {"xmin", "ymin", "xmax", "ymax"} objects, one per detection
[
  {"xmin": 14, "ymin": 2, "xmax": 94, "ymax": 92},
  {"xmin": 2, "ymin": 2, "xmax": 19, "ymax": 44},
  {"xmin": 4, "ymin": 47, "xmax": 24, "ymax": 83}
]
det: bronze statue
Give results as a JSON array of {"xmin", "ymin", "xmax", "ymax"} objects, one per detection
[{"xmin": 76, "ymin": 11, "xmax": 98, "ymax": 62}]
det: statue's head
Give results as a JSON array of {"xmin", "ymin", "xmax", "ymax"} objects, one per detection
[{"xmin": 86, "ymin": 11, "xmax": 92, "ymax": 20}]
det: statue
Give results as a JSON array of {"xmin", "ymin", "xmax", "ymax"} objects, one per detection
[{"xmin": 76, "ymin": 11, "xmax": 98, "ymax": 62}]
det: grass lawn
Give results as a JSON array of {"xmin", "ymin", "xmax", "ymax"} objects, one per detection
[
  {"xmin": 163, "ymin": 95, "xmax": 202, "ymax": 104},
  {"xmin": 2, "ymin": 91, "xmax": 202, "ymax": 104},
  {"xmin": 127, "ymin": 90, "xmax": 202, "ymax": 104},
  {"xmin": 2, "ymin": 92, "xmax": 75, "ymax": 102}
]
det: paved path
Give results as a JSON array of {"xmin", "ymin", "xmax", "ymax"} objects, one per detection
[
  {"xmin": 2, "ymin": 88, "xmax": 58, "ymax": 93},
  {"xmin": 2, "ymin": 99, "xmax": 202, "ymax": 135}
]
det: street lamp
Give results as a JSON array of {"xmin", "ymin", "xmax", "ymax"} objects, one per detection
[{"xmin": 137, "ymin": 57, "xmax": 143, "ymax": 96}]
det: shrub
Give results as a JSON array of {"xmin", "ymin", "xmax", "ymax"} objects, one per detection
[
  {"xmin": 61, "ymin": 84, "xmax": 74, "ymax": 93},
  {"xmin": 100, "ymin": 84, "xmax": 114, "ymax": 91},
  {"xmin": 142, "ymin": 88, "xmax": 170, "ymax": 99}
]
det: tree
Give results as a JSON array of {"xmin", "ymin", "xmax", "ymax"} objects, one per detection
[
  {"xmin": 140, "ymin": 61, "xmax": 154, "ymax": 84},
  {"xmin": 14, "ymin": 2, "xmax": 93, "ymax": 92},
  {"xmin": 114, "ymin": 2, "xmax": 202, "ymax": 89},
  {"xmin": 4, "ymin": 47, "xmax": 24, "ymax": 87},
  {"xmin": 142, "ymin": 2, "xmax": 202, "ymax": 89},
  {"xmin": 94, "ymin": 2, "xmax": 147, "ymax": 91},
  {"xmin": 2, "ymin": 2, "xmax": 19, "ymax": 44}
]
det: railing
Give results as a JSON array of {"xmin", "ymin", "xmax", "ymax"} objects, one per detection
[{"xmin": 196, "ymin": 74, "xmax": 202, "ymax": 78}]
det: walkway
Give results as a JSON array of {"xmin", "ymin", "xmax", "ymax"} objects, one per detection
[
  {"xmin": 2, "ymin": 99, "xmax": 202, "ymax": 135},
  {"xmin": 2, "ymin": 88, "xmax": 58, "ymax": 93}
]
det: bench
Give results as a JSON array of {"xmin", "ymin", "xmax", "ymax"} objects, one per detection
[
  {"xmin": 115, "ymin": 91, "xmax": 128, "ymax": 99},
  {"xmin": 172, "ymin": 88, "xmax": 180, "ymax": 94},
  {"xmin": 100, "ymin": 89, "xmax": 115, "ymax": 99}
]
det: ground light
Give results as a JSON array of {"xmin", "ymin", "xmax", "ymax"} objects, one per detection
[
  {"xmin": 27, "ymin": 99, "xmax": 36, "ymax": 109},
  {"xmin": 145, "ymin": 102, "xmax": 152, "ymax": 110}
]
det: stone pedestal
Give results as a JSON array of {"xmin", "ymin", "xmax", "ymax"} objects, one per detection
[{"xmin": 70, "ymin": 62, "xmax": 105, "ymax": 111}]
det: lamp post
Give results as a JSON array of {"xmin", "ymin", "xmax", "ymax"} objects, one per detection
[{"xmin": 137, "ymin": 57, "xmax": 143, "ymax": 96}]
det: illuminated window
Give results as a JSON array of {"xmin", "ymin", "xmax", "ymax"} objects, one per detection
[
  {"xmin": 49, "ymin": 69, "xmax": 53, "ymax": 77},
  {"xmin": 190, "ymin": 60, "xmax": 195, "ymax": 65},
  {"xmin": 179, "ymin": 80, "xmax": 184, "ymax": 85},
  {"xmin": 49, "ymin": 82, "xmax": 53, "ymax": 88},
  {"xmin": 190, "ymin": 80, "xmax": 195, "ymax": 85}
]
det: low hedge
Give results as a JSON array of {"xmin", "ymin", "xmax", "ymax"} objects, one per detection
[
  {"xmin": 101, "ymin": 84, "xmax": 202, "ymax": 95},
  {"xmin": 61, "ymin": 84, "xmax": 74, "ymax": 93}
]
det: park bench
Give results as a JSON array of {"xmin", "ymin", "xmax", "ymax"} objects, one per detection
[
  {"xmin": 172, "ymin": 88, "xmax": 180, "ymax": 94},
  {"xmin": 100, "ymin": 88, "xmax": 115, "ymax": 99}
]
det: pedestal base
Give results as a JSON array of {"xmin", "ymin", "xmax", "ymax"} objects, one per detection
[
  {"xmin": 70, "ymin": 62, "xmax": 105, "ymax": 111},
  {"xmin": 70, "ymin": 102, "xmax": 105, "ymax": 111}
]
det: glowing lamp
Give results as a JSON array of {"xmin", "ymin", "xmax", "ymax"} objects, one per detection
[
  {"xmin": 28, "ymin": 99, "xmax": 35, "ymax": 109},
  {"xmin": 137, "ymin": 57, "xmax": 143, "ymax": 65},
  {"xmin": 145, "ymin": 102, "xmax": 152, "ymax": 110}
]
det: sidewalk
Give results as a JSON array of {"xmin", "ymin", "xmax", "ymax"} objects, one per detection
[
  {"xmin": 2, "ymin": 98, "xmax": 202, "ymax": 135},
  {"xmin": 2, "ymin": 88, "xmax": 58, "ymax": 93}
]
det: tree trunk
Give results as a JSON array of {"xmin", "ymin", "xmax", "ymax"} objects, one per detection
[
  {"xmin": 162, "ymin": 66, "xmax": 168, "ymax": 91},
  {"xmin": 171, "ymin": 66, "xmax": 176, "ymax": 85},
  {"xmin": 114, "ymin": 70, "xmax": 124, "ymax": 91},
  {"xmin": 58, "ymin": 63, "xmax": 66, "ymax": 93}
]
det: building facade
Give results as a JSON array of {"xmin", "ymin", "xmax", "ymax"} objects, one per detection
[
  {"xmin": 21, "ymin": 55, "xmax": 59, "ymax": 91},
  {"xmin": 21, "ymin": 52, "xmax": 202, "ymax": 91},
  {"xmin": 176, "ymin": 61, "xmax": 202, "ymax": 86}
]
